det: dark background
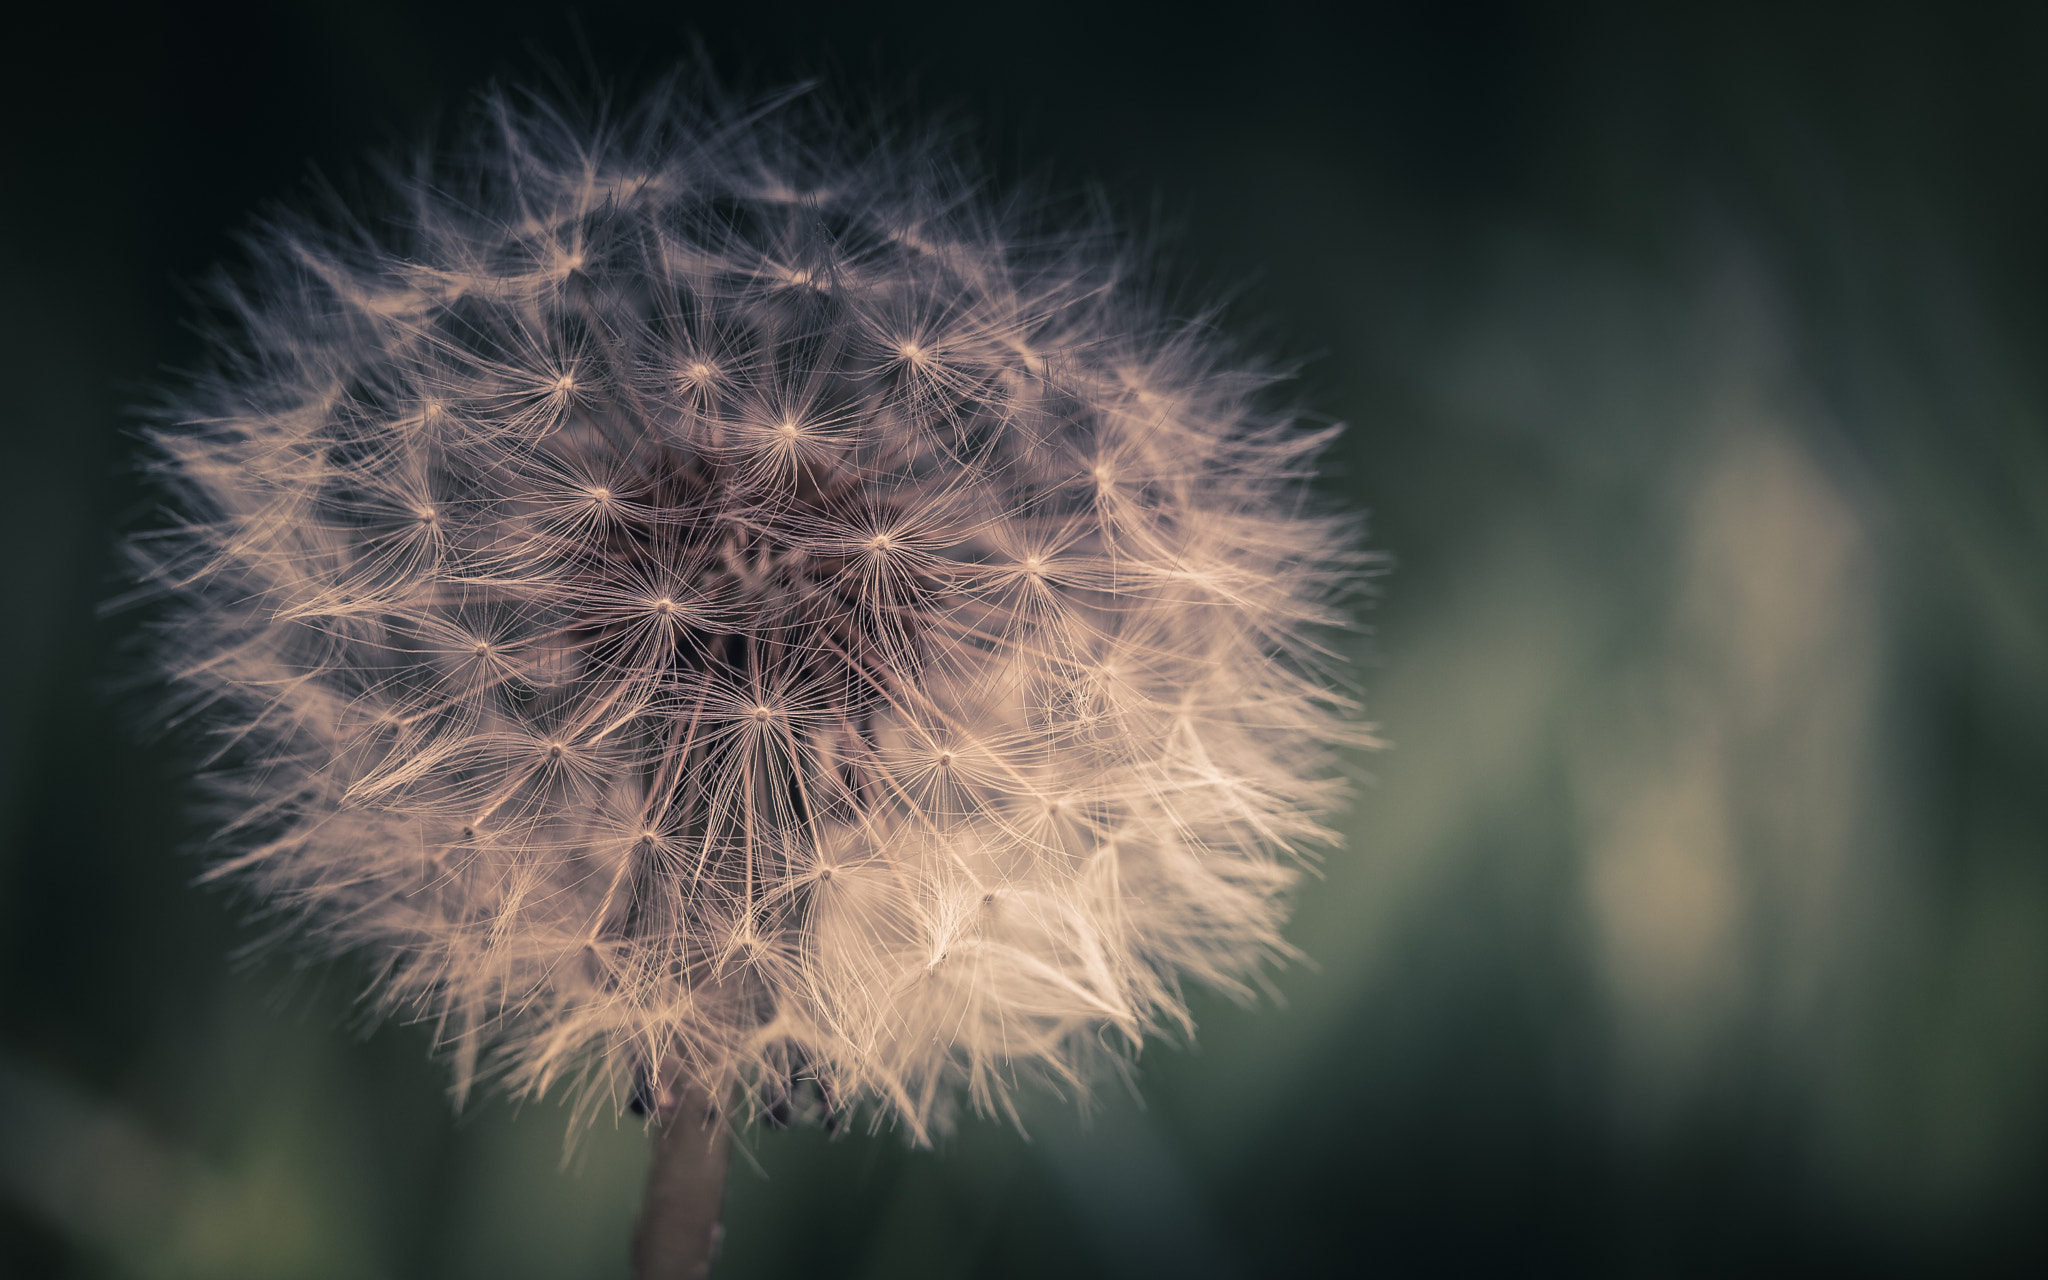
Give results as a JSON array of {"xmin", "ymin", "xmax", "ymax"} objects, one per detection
[{"xmin": 5, "ymin": 1, "xmax": 2048, "ymax": 1275}]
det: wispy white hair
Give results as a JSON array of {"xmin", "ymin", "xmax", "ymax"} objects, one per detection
[{"xmin": 130, "ymin": 82, "xmax": 1373, "ymax": 1140}]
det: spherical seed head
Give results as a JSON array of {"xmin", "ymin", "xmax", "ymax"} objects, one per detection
[{"xmin": 133, "ymin": 84, "xmax": 1375, "ymax": 1139}]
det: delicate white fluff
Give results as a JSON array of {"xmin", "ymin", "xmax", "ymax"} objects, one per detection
[{"xmin": 132, "ymin": 86, "xmax": 1373, "ymax": 1140}]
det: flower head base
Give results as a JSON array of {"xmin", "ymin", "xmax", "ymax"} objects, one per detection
[{"xmin": 136, "ymin": 86, "xmax": 1371, "ymax": 1139}]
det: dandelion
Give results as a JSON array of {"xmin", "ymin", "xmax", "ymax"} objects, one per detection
[{"xmin": 128, "ymin": 81, "xmax": 1373, "ymax": 1273}]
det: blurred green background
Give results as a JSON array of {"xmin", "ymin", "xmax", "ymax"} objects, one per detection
[{"xmin": 5, "ymin": 1, "xmax": 2047, "ymax": 1274}]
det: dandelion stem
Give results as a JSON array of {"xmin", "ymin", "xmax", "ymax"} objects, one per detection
[{"xmin": 631, "ymin": 1088, "xmax": 730, "ymax": 1280}]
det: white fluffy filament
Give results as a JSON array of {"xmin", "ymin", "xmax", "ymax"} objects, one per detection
[{"xmin": 132, "ymin": 85, "xmax": 1374, "ymax": 1141}]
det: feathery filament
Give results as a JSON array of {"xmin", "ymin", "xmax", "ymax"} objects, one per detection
[{"xmin": 134, "ymin": 87, "xmax": 1371, "ymax": 1139}]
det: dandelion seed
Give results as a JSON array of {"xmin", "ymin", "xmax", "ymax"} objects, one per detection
[{"xmin": 128, "ymin": 78, "xmax": 1375, "ymax": 1274}]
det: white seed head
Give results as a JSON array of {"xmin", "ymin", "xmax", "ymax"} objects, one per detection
[{"xmin": 131, "ymin": 85, "xmax": 1374, "ymax": 1139}]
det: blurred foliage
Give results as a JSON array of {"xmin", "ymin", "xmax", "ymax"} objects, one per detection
[{"xmin": 3, "ymin": 1, "xmax": 2046, "ymax": 1275}]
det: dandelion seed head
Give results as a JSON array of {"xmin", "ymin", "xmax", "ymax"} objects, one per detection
[{"xmin": 130, "ymin": 83, "xmax": 1375, "ymax": 1140}]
